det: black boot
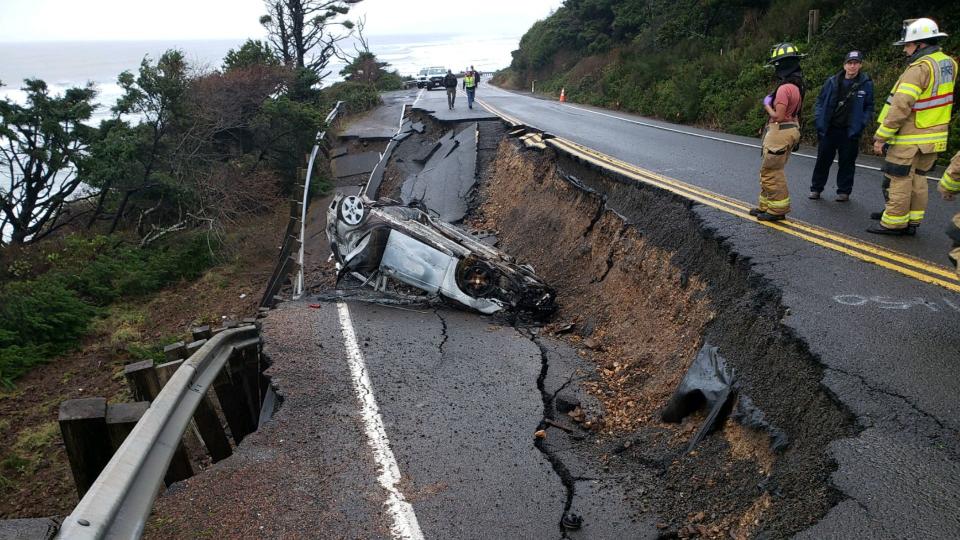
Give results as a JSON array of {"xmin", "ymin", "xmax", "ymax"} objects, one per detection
[
  {"xmin": 749, "ymin": 208, "xmax": 763, "ymax": 216},
  {"xmin": 869, "ymin": 211, "xmax": 883, "ymax": 220},
  {"xmin": 757, "ymin": 212, "xmax": 785, "ymax": 222},
  {"xmin": 866, "ymin": 225, "xmax": 910, "ymax": 236}
]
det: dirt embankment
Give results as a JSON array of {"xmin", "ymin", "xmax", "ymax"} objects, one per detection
[
  {"xmin": 469, "ymin": 140, "xmax": 854, "ymax": 538},
  {"xmin": 0, "ymin": 204, "xmax": 286, "ymax": 519}
]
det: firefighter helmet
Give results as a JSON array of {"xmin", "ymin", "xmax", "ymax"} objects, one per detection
[
  {"xmin": 767, "ymin": 42, "xmax": 805, "ymax": 65},
  {"xmin": 894, "ymin": 18, "xmax": 949, "ymax": 46}
]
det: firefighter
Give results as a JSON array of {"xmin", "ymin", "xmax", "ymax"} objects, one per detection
[
  {"xmin": 938, "ymin": 151, "xmax": 960, "ymax": 275},
  {"xmin": 868, "ymin": 18, "xmax": 957, "ymax": 236},
  {"xmin": 750, "ymin": 43, "xmax": 805, "ymax": 222}
]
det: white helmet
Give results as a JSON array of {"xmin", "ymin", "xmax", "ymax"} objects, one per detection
[{"xmin": 894, "ymin": 18, "xmax": 949, "ymax": 46}]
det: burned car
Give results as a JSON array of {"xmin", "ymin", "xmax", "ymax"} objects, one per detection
[{"xmin": 326, "ymin": 194, "xmax": 556, "ymax": 317}]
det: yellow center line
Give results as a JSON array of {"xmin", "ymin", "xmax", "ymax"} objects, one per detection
[
  {"xmin": 477, "ymin": 99, "xmax": 960, "ymax": 292},
  {"xmin": 555, "ymin": 137, "xmax": 958, "ymax": 280}
]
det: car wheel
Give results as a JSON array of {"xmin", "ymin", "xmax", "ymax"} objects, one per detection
[
  {"xmin": 457, "ymin": 259, "xmax": 496, "ymax": 297},
  {"xmin": 338, "ymin": 195, "xmax": 366, "ymax": 226}
]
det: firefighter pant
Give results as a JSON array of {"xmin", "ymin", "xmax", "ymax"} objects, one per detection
[
  {"xmin": 880, "ymin": 145, "xmax": 937, "ymax": 229},
  {"xmin": 758, "ymin": 124, "xmax": 800, "ymax": 216}
]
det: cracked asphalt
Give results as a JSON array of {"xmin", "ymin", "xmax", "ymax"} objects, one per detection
[{"xmin": 465, "ymin": 78, "xmax": 960, "ymax": 536}]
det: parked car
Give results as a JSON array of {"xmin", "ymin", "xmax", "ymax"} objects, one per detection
[
  {"xmin": 326, "ymin": 194, "xmax": 557, "ymax": 317},
  {"xmin": 418, "ymin": 66, "xmax": 448, "ymax": 90}
]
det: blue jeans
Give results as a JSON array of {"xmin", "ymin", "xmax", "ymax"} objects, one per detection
[{"xmin": 466, "ymin": 87, "xmax": 476, "ymax": 108}]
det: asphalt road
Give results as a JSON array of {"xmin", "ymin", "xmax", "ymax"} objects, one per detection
[
  {"xmin": 474, "ymin": 81, "xmax": 957, "ymax": 266},
  {"xmin": 462, "ymin": 81, "xmax": 960, "ymax": 537}
]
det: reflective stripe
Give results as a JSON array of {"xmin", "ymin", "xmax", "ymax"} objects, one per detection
[
  {"xmin": 881, "ymin": 212, "xmax": 910, "ymax": 226},
  {"xmin": 941, "ymin": 171, "xmax": 960, "ymax": 192},
  {"xmin": 896, "ymin": 83, "xmax": 922, "ymax": 98},
  {"xmin": 908, "ymin": 210, "xmax": 925, "ymax": 223},
  {"xmin": 912, "ymin": 93, "xmax": 954, "ymax": 110},
  {"xmin": 876, "ymin": 124, "xmax": 897, "ymax": 138},
  {"xmin": 887, "ymin": 131, "xmax": 949, "ymax": 145},
  {"xmin": 766, "ymin": 197, "xmax": 790, "ymax": 209}
]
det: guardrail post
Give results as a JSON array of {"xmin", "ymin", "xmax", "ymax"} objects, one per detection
[
  {"xmin": 163, "ymin": 342, "xmax": 187, "ymax": 362},
  {"xmin": 213, "ymin": 369, "xmax": 256, "ymax": 444},
  {"xmin": 59, "ymin": 398, "xmax": 113, "ymax": 498},
  {"xmin": 123, "ymin": 361, "xmax": 194, "ymax": 485},
  {"xmin": 191, "ymin": 325, "xmax": 212, "ymax": 341},
  {"xmin": 229, "ymin": 343, "xmax": 263, "ymax": 426},
  {"xmin": 106, "ymin": 402, "xmax": 150, "ymax": 450},
  {"xmin": 160, "ymin": 345, "xmax": 234, "ymax": 463}
]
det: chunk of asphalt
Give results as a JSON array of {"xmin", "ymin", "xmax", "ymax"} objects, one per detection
[
  {"xmin": 556, "ymin": 391, "xmax": 581, "ymax": 414},
  {"xmin": 400, "ymin": 122, "xmax": 478, "ymax": 222},
  {"xmin": 331, "ymin": 151, "xmax": 381, "ymax": 179}
]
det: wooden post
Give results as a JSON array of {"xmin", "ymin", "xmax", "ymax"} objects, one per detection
[
  {"xmin": 105, "ymin": 402, "xmax": 150, "ymax": 451},
  {"xmin": 123, "ymin": 360, "xmax": 163, "ymax": 402},
  {"xmin": 154, "ymin": 357, "xmax": 231, "ymax": 462},
  {"xmin": 59, "ymin": 398, "xmax": 113, "ymax": 497},
  {"xmin": 213, "ymin": 369, "xmax": 256, "ymax": 444},
  {"xmin": 163, "ymin": 341, "xmax": 187, "ymax": 362},
  {"xmin": 185, "ymin": 339, "xmax": 205, "ymax": 357},
  {"xmin": 122, "ymin": 361, "xmax": 194, "ymax": 485},
  {"xmin": 192, "ymin": 392, "xmax": 233, "ymax": 462},
  {"xmin": 191, "ymin": 325, "xmax": 212, "ymax": 341},
  {"xmin": 230, "ymin": 345, "xmax": 262, "ymax": 426},
  {"xmin": 808, "ymin": 10, "xmax": 821, "ymax": 43}
]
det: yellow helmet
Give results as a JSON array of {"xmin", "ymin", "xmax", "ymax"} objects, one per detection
[{"xmin": 767, "ymin": 42, "xmax": 805, "ymax": 65}]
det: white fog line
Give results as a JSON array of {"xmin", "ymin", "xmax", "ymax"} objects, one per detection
[
  {"xmin": 412, "ymin": 87, "xmax": 425, "ymax": 108},
  {"xmin": 336, "ymin": 302, "xmax": 424, "ymax": 540}
]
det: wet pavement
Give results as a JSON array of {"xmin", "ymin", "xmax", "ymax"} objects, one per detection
[{"xmin": 472, "ymin": 83, "xmax": 960, "ymax": 537}]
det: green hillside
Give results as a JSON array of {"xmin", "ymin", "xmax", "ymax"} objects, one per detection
[{"xmin": 496, "ymin": 0, "xmax": 959, "ymax": 157}]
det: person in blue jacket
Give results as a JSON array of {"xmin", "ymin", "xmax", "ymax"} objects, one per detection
[{"xmin": 809, "ymin": 50, "xmax": 875, "ymax": 202}]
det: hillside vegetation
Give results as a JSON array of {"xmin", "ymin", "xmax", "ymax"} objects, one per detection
[{"xmin": 496, "ymin": 0, "xmax": 959, "ymax": 156}]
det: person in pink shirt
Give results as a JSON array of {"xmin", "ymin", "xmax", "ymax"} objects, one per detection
[{"xmin": 750, "ymin": 43, "xmax": 805, "ymax": 222}]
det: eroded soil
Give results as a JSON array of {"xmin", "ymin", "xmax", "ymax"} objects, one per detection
[{"xmin": 467, "ymin": 140, "xmax": 854, "ymax": 538}]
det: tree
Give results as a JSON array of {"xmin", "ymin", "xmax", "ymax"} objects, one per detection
[
  {"xmin": 259, "ymin": 0, "xmax": 360, "ymax": 83},
  {"xmin": 223, "ymin": 39, "xmax": 281, "ymax": 72},
  {"xmin": 0, "ymin": 80, "xmax": 97, "ymax": 245},
  {"xmin": 102, "ymin": 50, "xmax": 190, "ymax": 234}
]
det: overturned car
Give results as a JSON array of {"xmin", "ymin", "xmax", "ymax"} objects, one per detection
[{"xmin": 326, "ymin": 194, "xmax": 557, "ymax": 317}]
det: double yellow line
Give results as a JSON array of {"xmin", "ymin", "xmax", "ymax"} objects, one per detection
[{"xmin": 478, "ymin": 98, "xmax": 960, "ymax": 293}]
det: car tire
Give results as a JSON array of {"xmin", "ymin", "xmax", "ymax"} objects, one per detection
[{"xmin": 337, "ymin": 195, "xmax": 366, "ymax": 226}]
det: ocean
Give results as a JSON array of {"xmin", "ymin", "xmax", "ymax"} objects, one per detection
[{"xmin": 0, "ymin": 33, "xmax": 522, "ymax": 124}]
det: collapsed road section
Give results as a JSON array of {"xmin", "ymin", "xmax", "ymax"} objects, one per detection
[{"xmin": 143, "ymin": 88, "xmax": 958, "ymax": 539}]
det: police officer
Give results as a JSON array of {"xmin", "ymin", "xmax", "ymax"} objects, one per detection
[
  {"xmin": 750, "ymin": 43, "xmax": 805, "ymax": 222},
  {"xmin": 868, "ymin": 18, "xmax": 957, "ymax": 236},
  {"xmin": 938, "ymin": 151, "xmax": 960, "ymax": 275}
]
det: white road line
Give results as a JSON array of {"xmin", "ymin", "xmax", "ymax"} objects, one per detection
[
  {"xmin": 412, "ymin": 87, "xmax": 425, "ymax": 108},
  {"xmin": 336, "ymin": 302, "xmax": 424, "ymax": 540},
  {"xmin": 487, "ymin": 85, "xmax": 940, "ymax": 181}
]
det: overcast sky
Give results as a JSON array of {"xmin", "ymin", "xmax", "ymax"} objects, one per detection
[{"xmin": 1, "ymin": 0, "xmax": 563, "ymax": 42}]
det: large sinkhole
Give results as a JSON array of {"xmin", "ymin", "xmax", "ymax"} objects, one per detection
[{"xmin": 374, "ymin": 112, "xmax": 856, "ymax": 538}]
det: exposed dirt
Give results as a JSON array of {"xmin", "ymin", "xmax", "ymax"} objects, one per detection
[
  {"xmin": 468, "ymin": 140, "xmax": 855, "ymax": 538},
  {"xmin": 0, "ymin": 203, "xmax": 286, "ymax": 519}
]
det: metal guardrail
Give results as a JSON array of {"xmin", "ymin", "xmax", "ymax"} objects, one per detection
[
  {"xmin": 56, "ymin": 326, "xmax": 260, "ymax": 539},
  {"xmin": 262, "ymin": 100, "xmax": 344, "ymax": 306}
]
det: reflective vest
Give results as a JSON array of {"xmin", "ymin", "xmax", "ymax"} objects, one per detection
[
  {"xmin": 464, "ymin": 74, "xmax": 476, "ymax": 88},
  {"xmin": 877, "ymin": 51, "xmax": 956, "ymax": 146}
]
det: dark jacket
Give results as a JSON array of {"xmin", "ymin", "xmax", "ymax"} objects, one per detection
[
  {"xmin": 443, "ymin": 73, "xmax": 457, "ymax": 89},
  {"xmin": 814, "ymin": 71, "xmax": 874, "ymax": 139}
]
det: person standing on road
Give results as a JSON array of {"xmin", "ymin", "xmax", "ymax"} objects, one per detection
[
  {"xmin": 868, "ymin": 18, "xmax": 957, "ymax": 236},
  {"xmin": 809, "ymin": 51, "xmax": 875, "ymax": 202},
  {"xmin": 750, "ymin": 43, "xmax": 805, "ymax": 222},
  {"xmin": 443, "ymin": 69, "xmax": 458, "ymax": 110},
  {"xmin": 463, "ymin": 65, "xmax": 480, "ymax": 109},
  {"xmin": 938, "ymin": 151, "xmax": 960, "ymax": 275}
]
